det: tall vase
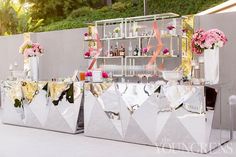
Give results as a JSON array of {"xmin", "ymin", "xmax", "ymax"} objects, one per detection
[
  {"xmin": 204, "ymin": 47, "xmax": 219, "ymax": 85},
  {"xmin": 29, "ymin": 56, "xmax": 39, "ymax": 81}
]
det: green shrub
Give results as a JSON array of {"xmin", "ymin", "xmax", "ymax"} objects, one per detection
[
  {"xmin": 37, "ymin": 20, "xmax": 87, "ymax": 32},
  {"xmin": 68, "ymin": 7, "xmax": 93, "ymax": 19},
  {"xmin": 112, "ymin": 2, "xmax": 127, "ymax": 11},
  {"xmin": 37, "ymin": 0, "xmax": 226, "ymax": 33},
  {"xmin": 98, "ymin": 6, "xmax": 110, "ymax": 12}
]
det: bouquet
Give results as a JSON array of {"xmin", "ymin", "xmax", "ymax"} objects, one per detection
[
  {"xmin": 191, "ymin": 29, "xmax": 227, "ymax": 55},
  {"xmin": 19, "ymin": 41, "xmax": 44, "ymax": 58}
]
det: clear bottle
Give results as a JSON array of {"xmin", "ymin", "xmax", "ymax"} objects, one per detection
[
  {"xmin": 128, "ymin": 41, "xmax": 133, "ymax": 56},
  {"xmin": 114, "ymin": 43, "xmax": 119, "ymax": 56}
]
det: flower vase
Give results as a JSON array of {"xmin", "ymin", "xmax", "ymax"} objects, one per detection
[
  {"xmin": 198, "ymin": 55, "xmax": 205, "ymax": 83},
  {"xmin": 204, "ymin": 47, "xmax": 219, "ymax": 84},
  {"xmin": 29, "ymin": 56, "xmax": 39, "ymax": 81},
  {"xmin": 115, "ymin": 33, "xmax": 119, "ymax": 38}
]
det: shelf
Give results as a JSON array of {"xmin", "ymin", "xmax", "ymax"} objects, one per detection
[
  {"xmin": 85, "ymin": 55, "xmax": 179, "ymax": 60},
  {"xmin": 97, "ymin": 56, "xmax": 123, "ymax": 59},
  {"xmin": 126, "ymin": 55, "xmax": 179, "ymax": 58},
  {"xmin": 125, "ymin": 13, "xmax": 180, "ymax": 22},
  {"xmin": 93, "ymin": 34, "xmax": 186, "ymax": 41}
]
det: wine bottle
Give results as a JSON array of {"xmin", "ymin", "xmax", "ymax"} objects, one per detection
[
  {"xmin": 133, "ymin": 45, "xmax": 139, "ymax": 56},
  {"xmin": 110, "ymin": 46, "xmax": 113, "ymax": 57},
  {"xmin": 119, "ymin": 44, "xmax": 125, "ymax": 57}
]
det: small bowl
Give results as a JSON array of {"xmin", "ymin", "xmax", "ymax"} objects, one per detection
[{"xmin": 162, "ymin": 71, "xmax": 183, "ymax": 82}]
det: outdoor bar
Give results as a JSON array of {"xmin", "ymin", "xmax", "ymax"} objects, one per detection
[{"xmin": 0, "ymin": 1, "xmax": 236, "ymax": 156}]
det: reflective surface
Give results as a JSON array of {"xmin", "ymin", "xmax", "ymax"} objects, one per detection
[
  {"xmin": 84, "ymin": 82, "xmax": 231, "ymax": 153},
  {"xmin": 1, "ymin": 81, "xmax": 84, "ymax": 134}
]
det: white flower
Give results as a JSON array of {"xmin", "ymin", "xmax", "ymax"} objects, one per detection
[{"xmin": 217, "ymin": 41, "xmax": 224, "ymax": 47}]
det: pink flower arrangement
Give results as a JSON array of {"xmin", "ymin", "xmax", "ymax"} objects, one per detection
[
  {"xmin": 102, "ymin": 71, "xmax": 109, "ymax": 78},
  {"xmin": 85, "ymin": 71, "xmax": 92, "ymax": 77},
  {"xmin": 163, "ymin": 48, "xmax": 169, "ymax": 55},
  {"xmin": 19, "ymin": 41, "xmax": 44, "ymax": 58},
  {"xmin": 84, "ymin": 32, "xmax": 89, "ymax": 36},
  {"xmin": 142, "ymin": 47, "xmax": 148, "ymax": 53},
  {"xmin": 84, "ymin": 51, "xmax": 91, "ymax": 58},
  {"xmin": 167, "ymin": 25, "xmax": 175, "ymax": 30},
  {"xmin": 191, "ymin": 29, "xmax": 227, "ymax": 55}
]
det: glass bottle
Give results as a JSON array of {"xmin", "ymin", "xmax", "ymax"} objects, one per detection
[
  {"xmin": 128, "ymin": 41, "xmax": 133, "ymax": 56},
  {"xmin": 119, "ymin": 44, "xmax": 125, "ymax": 57},
  {"xmin": 110, "ymin": 46, "xmax": 113, "ymax": 57},
  {"xmin": 133, "ymin": 45, "xmax": 139, "ymax": 56}
]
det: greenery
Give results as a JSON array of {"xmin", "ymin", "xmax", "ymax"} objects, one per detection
[
  {"xmin": 0, "ymin": 0, "xmax": 226, "ymax": 35},
  {"xmin": 0, "ymin": 0, "xmax": 43, "ymax": 35}
]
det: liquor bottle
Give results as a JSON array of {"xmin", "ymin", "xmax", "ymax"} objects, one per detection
[
  {"xmin": 133, "ymin": 45, "xmax": 139, "ymax": 56},
  {"xmin": 114, "ymin": 43, "xmax": 119, "ymax": 56},
  {"xmin": 110, "ymin": 46, "xmax": 113, "ymax": 57},
  {"xmin": 119, "ymin": 44, "xmax": 125, "ymax": 57}
]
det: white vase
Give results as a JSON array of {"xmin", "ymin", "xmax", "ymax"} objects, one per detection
[
  {"xmin": 204, "ymin": 47, "xmax": 219, "ymax": 84},
  {"xmin": 29, "ymin": 56, "xmax": 39, "ymax": 81}
]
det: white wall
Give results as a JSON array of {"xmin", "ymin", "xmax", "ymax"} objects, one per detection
[
  {"xmin": 0, "ymin": 28, "xmax": 88, "ymax": 81},
  {"xmin": 0, "ymin": 34, "xmax": 24, "ymax": 80}
]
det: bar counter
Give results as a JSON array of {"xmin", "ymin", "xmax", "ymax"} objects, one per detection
[
  {"xmin": 84, "ymin": 82, "xmax": 231, "ymax": 153},
  {"xmin": 1, "ymin": 81, "xmax": 84, "ymax": 134}
]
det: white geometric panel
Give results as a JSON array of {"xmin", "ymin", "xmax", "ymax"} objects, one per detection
[
  {"xmin": 29, "ymin": 90, "xmax": 49, "ymax": 125},
  {"xmin": 44, "ymin": 104, "xmax": 73, "ymax": 133},
  {"xmin": 124, "ymin": 117, "xmax": 153, "ymax": 146},
  {"xmin": 132, "ymin": 94, "xmax": 159, "ymax": 144},
  {"xmin": 55, "ymin": 98, "xmax": 80, "ymax": 131},
  {"xmin": 120, "ymin": 97, "xmax": 131, "ymax": 136},
  {"xmin": 176, "ymin": 108, "xmax": 210, "ymax": 145},
  {"xmin": 1, "ymin": 95, "xmax": 25, "ymax": 125},
  {"xmin": 156, "ymin": 113, "xmax": 202, "ymax": 152},
  {"xmin": 85, "ymin": 98, "xmax": 123, "ymax": 140},
  {"xmin": 24, "ymin": 104, "xmax": 42, "ymax": 128},
  {"xmin": 84, "ymin": 91, "xmax": 97, "ymax": 125}
]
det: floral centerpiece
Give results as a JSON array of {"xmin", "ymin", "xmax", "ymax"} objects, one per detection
[
  {"xmin": 191, "ymin": 29, "xmax": 227, "ymax": 55},
  {"xmin": 19, "ymin": 41, "xmax": 44, "ymax": 58},
  {"xmin": 19, "ymin": 40, "xmax": 44, "ymax": 81},
  {"xmin": 191, "ymin": 28, "xmax": 227, "ymax": 85}
]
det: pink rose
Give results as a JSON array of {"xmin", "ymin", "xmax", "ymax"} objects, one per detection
[
  {"xmin": 102, "ymin": 71, "xmax": 109, "ymax": 78},
  {"xmin": 84, "ymin": 51, "xmax": 90, "ymax": 57},
  {"xmin": 167, "ymin": 25, "xmax": 175, "ymax": 30},
  {"xmin": 163, "ymin": 48, "xmax": 169, "ymax": 54},
  {"xmin": 85, "ymin": 71, "xmax": 92, "ymax": 77},
  {"xmin": 142, "ymin": 47, "xmax": 148, "ymax": 53}
]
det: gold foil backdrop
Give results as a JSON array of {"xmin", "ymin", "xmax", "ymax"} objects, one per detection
[{"xmin": 181, "ymin": 15, "xmax": 194, "ymax": 76}]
